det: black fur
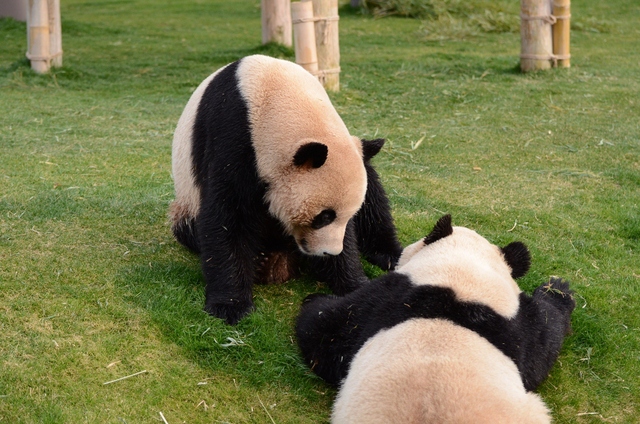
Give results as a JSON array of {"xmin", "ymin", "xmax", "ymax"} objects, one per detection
[
  {"xmin": 296, "ymin": 272, "xmax": 575, "ymax": 390},
  {"xmin": 353, "ymin": 139, "xmax": 403, "ymax": 271},
  {"xmin": 361, "ymin": 138, "xmax": 385, "ymax": 160},
  {"xmin": 502, "ymin": 241, "xmax": 532, "ymax": 279},
  {"xmin": 293, "ymin": 142, "xmax": 328, "ymax": 168},
  {"xmin": 172, "ymin": 59, "xmax": 401, "ymax": 324},
  {"xmin": 423, "ymin": 214, "xmax": 453, "ymax": 245},
  {"xmin": 311, "ymin": 209, "xmax": 337, "ymax": 229},
  {"xmin": 172, "ymin": 217, "xmax": 199, "ymax": 254}
]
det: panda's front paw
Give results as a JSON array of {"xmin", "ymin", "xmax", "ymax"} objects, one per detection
[
  {"xmin": 204, "ymin": 299, "xmax": 254, "ymax": 325},
  {"xmin": 534, "ymin": 277, "xmax": 575, "ymax": 305},
  {"xmin": 365, "ymin": 252, "xmax": 399, "ymax": 271}
]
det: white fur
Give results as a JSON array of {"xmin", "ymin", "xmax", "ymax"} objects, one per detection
[
  {"xmin": 236, "ymin": 55, "xmax": 367, "ymax": 256},
  {"xmin": 332, "ymin": 319, "xmax": 551, "ymax": 424},
  {"xmin": 397, "ymin": 226, "xmax": 522, "ymax": 318},
  {"xmin": 170, "ymin": 55, "xmax": 367, "ymax": 257}
]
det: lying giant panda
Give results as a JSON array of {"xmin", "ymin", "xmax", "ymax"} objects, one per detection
[
  {"xmin": 170, "ymin": 55, "xmax": 401, "ymax": 325},
  {"xmin": 296, "ymin": 215, "xmax": 575, "ymax": 423}
]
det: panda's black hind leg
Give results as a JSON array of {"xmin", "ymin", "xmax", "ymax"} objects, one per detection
[{"xmin": 171, "ymin": 217, "xmax": 200, "ymax": 254}]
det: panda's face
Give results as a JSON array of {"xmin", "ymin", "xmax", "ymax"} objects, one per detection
[
  {"xmin": 397, "ymin": 215, "xmax": 531, "ymax": 318},
  {"xmin": 235, "ymin": 56, "xmax": 368, "ymax": 256},
  {"xmin": 265, "ymin": 139, "xmax": 367, "ymax": 257}
]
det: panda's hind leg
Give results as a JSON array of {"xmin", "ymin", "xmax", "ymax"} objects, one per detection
[
  {"xmin": 169, "ymin": 201, "xmax": 200, "ymax": 254},
  {"xmin": 256, "ymin": 251, "xmax": 300, "ymax": 285}
]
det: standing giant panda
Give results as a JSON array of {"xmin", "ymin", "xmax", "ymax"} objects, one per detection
[
  {"xmin": 296, "ymin": 215, "xmax": 576, "ymax": 423},
  {"xmin": 170, "ymin": 55, "xmax": 401, "ymax": 325}
]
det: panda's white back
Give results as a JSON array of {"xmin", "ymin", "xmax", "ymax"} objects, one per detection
[{"xmin": 332, "ymin": 318, "xmax": 550, "ymax": 424}]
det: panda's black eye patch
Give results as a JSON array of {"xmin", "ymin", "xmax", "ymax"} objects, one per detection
[{"xmin": 311, "ymin": 209, "xmax": 336, "ymax": 229}]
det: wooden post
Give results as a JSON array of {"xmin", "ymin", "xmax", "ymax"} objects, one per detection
[
  {"xmin": 520, "ymin": 0, "xmax": 553, "ymax": 72},
  {"xmin": 291, "ymin": 1, "xmax": 318, "ymax": 75},
  {"xmin": 48, "ymin": 0, "xmax": 62, "ymax": 67},
  {"xmin": 311, "ymin": 0, "xmax": 340, "ymax": 91},
  {"xmin": 552, "ymin": 0, "xmax": 570, "ymax": 68},
  {"xmin": 262, "ymin": 0, "xmax": 292, "ymax": 47},
  {"xmin": 27, "ymin": 0, "xmax": 51, "ymax": 73}
]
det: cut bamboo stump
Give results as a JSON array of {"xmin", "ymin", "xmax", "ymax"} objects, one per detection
[
  {"xmin": 520, "ymin": 0, "xmax": 553, "ymax": 72},
  {"xmin": 27, "ymin": 0, "xmax": 51, "ymax": 73},
  {"xmin": 26, "ymin": 0, "xmax": 62, "ymax": 73},
  {"xmin": 291, "ymin": 1, "xmax": 318, "ymax": 75},
  {"xmin": 48, "ymin": 0, "xmax": 62, "ymax": 67},
  {"xmin": 552, "ymin": 0, "xmax": 570, "ymax": 68},
  {"xmin": 311, "ymin": 0, "xmax": 340, "ymax": 91},
  {"xmin": 262, "ymin": 0, "xmax": 292, "ymax": 47}
]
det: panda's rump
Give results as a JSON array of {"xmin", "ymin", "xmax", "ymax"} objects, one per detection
[{"xmin": 333, "ymin": 319, "xmax": 550, "ymax": 424}]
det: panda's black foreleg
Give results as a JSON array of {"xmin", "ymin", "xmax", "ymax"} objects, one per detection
[
  {"xmin": 514, "ymin": 277, "xmax": 576, "ymax": 391},
  {"xmin": 305, "ymin": 219, "xmax": 368, "ymax": 295},
  {"xmin": 354, "ymin": 162, "xmax": 402, "ymax": 271},
  {"xmin": 196, "ymin": 186, "xmax": 266, "ymax": 325}
]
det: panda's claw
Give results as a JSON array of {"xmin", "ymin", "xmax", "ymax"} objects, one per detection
[{"xmin": 204, "ymin": 299, "xmax": 254, "ymax": 326}]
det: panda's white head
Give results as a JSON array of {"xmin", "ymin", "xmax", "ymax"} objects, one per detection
[
  {"xmin": 265, "ymin": 136, "xmax": 369, "ymax": 257},
  {"xmin": 237, "ymin": 55, "xmax": 370, "ymax": 257},
  {"xmin": 397, "ymin": 215, "xmax": 531, "ymax": 318}
]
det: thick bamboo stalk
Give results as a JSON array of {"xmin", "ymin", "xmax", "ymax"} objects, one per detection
[
  {"xmin": 27, "ymin": 0, "xmax": 51, "ymax": 74},
  {"xmin": 262, "ymin": 0, "xmax": 292, "ymax": 47},
  {"xmin": 520, "ymin": 0, "xmax": 553, "ymax": 72},
  {"xmin": 291, "ymin": 1, "xmax": 318, "ymax": 75},
  {"xmin": 48, "ymin": 0, "xmax": 62, "ymax": 67},
  {"xmin": 311, "ymin": 0, "xmax": 340, "ymax": 91},
  {"xmin": 552, "ymin": 0, "xmax": 570, "ymax": 68}
]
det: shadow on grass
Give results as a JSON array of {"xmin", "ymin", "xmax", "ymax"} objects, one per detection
[{"xmin": 114, "ymin": 257, "xmax": 330, "ymax": 390}]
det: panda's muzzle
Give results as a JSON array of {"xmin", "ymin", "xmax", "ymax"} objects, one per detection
[{"xmin": 297, "ymin": 237, "xmax": 343, "ymax": 256}]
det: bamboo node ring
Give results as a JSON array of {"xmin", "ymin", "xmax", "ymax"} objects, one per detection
[
  {"xmin": 520, "ymin": 13, "xmax": 557, "ymax": 25},
  {"xmin": 292, "ymin": 15, "xmax": 339, "ymax": 24},
  {"xmin": 26, "ymin": 52, "xmax": 51, "ymax": 61},
  {"xmin": 520, "ymin": 53, "xmax": 571, "ymax": 66},
  {"xmin": 312, "ymin": 67, "xmax": 341, "ymax": 76}
]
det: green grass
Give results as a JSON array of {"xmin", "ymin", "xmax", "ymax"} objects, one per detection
[{"xmin": 1, "ymin": 0, "xmax": 639, "ymax": 422}]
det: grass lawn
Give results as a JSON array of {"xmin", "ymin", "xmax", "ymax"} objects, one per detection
[{"xmin": 1, "ymin": 0, "xmax": 639, "ymax": 422}]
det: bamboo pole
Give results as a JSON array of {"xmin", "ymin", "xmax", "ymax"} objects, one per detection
[
  {"xmin": 291, "ymin": 1, "xmax": 318, "ymax": 75},
  {"xmin": 261, "ymin": 0, "xmax": 292, "ymax": 47},
  {"xmin": 27, "ymin": 0, "xmax": 51, "ymax": 74},
  {"xmin": 311, "ymin": 0, "xmax": 340, "ymax": 91},
  {"xmin": 48, "ymin": 0, "xmax": 62, "ymax": 67},
  {"xmin": 520, "ymin": 0, "xmax": 553, "ymax": 72},
  {"xmin": 552, "ymin": 0, "xmax": 570, "ymax": 68}
]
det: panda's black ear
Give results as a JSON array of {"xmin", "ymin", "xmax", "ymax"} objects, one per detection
[
  {"xmin": 361, "ymin": 138, "xmax": 385, "ymax": 162},
  {"xmin": 294, "ymin": 142, "xmax": 328, "ymax": 169},
  {"xmin": 424, "ymin": 214, "xmax": 453, "ymax": 245},
  {"xmin": 501, "ymin": 241, "xmax": 531, "ymax": 279}
]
